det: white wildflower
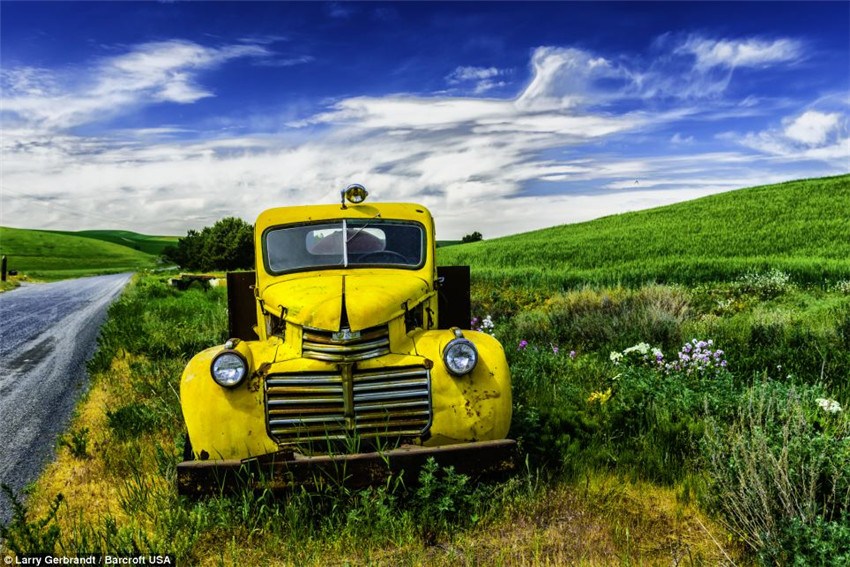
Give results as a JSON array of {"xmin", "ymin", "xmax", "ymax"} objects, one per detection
[
  {"xmin": 623, "ymin": 342, "xmax": 651, "ymax": 355},
  {"xmin": 816, "ymin": 398, "xmax": 842, "ymax": 414}
]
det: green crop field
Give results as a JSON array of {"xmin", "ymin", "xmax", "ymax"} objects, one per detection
[
  {"xmin": 439, "ymin": 174, "xmax": 850, "ymax": 288},
  {"xmin": 0, "ymin": 226, "xmax": 161, "ymax": 280},
  {"xmin": 50, "ymin": 229, "xmax": 178, "ymax": 256}
]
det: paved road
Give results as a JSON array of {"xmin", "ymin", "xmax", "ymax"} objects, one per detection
[{"xmin": 0, "ymin": 273, "xmax": 131, "ymax": 526}]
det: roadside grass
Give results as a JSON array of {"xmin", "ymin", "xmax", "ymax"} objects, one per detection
[{"xmin": 0, "ymin": 226, "xmax": 160, "ymax": 280}]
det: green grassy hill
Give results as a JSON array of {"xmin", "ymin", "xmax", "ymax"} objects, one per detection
[
  {"xmin": 49, "ymin": 229, "xmax": 178, "ymax": 256},
  {"xmin": 438, "ymin": 175, "xmax": 850, "ymax": 288},
  {"xmin": 0, "ymin": 226, "xmax": 161, "ymax": 280}
]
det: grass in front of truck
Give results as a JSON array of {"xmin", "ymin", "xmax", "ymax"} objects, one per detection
[{"xmin": 2, "ymin": 274, "xmax": 735, "ymax": 565}]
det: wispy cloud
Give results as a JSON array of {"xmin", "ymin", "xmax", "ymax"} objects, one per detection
[
  {"xmin": 2, "ymin": 40, "xmax": 269, "ymax": 129},
  {"xmin": 517, "ymin": 47, "xmax": 625, "ymax": 110},
  {"xmin": 446, "ymin": 66, "xmax": 508, "ymax": 94},
  {"xmin": 1, "ymin": 34, "xmax": 844, "ymax": 237},
  {"xmin": 253, "ymin": 55, "xmax": 315, "ymax": 68},
  {"xmin": 678, "ymin": 36, "xmax": 803, "ymax": 71},
  {"xmin": 631, "ymin": 34, "xmax": 805, "ymax": 101}
]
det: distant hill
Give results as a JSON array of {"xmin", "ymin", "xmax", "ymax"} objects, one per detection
[
  {"xmin": 438, "ymin": 175, "xmax": 850, "ymax": 288},
  {"xmin": 0, "ymin": 227, "xmax": 161, "ymax": 280},
  {"xmin": 49, "ymin": 229, "xmax": 178, "ymax": 256}
]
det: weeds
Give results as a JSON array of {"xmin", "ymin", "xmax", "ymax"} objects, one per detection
[
  {"xmin": 703, "ymin": 380, "xmax": 850, "ymax": 562},
  {"xmin": 106, "ymin": 403, "xmax": 160, "ymax": 440},
  {"xmin": 0, "ymin": 485, "xmax": 63, "ymax": 555},
  {"xmin": 59, "ymin": 427, "xmax": 90, "ymax": 459}
]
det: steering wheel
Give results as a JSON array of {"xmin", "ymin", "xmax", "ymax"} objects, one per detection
[{"xmin": 356, "ymin": 250, "xmax": 410, "ymax": 264}]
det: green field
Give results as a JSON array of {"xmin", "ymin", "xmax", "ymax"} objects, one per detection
[
  {"xmin": 439, "ymin": 174, "xmax": 850, "ymax": 288},
  {"xmin": 0, "ymin": 226, "xmax": 162, "ymax": 280},
  {"xmin": 50, "ymin": 229, "xmax": 178, "ymax": 256}
]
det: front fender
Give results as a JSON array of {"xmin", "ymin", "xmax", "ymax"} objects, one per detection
[
  {"xmin": 412, "ymin": 330, "xmax": 512, "ymax": 446},
  {"xmin": 180, "ymin": 342, "xmax": 279, "ymax": 461}
]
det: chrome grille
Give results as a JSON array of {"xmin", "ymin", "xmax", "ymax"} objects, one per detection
[
  {"xmin": 266, "ymin": 366, "xmax": 431, "ymax": 445},
  {"xmin": 302, "ymin": 325, "xmax": 390, "ymax": 362}
]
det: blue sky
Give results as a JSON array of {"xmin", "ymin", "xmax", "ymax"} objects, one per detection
[{"xmin": 1, "ymin": 2, "xmax": 848, "ymax": 238}]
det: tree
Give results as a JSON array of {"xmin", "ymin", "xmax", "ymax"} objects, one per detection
[
  {"xmin": 461, "ymin": 231, "xmax": 483, "ymax": 243},
  {"xmin": 163, "ymin": 217, "xmax": 254, "ymax": 271}
]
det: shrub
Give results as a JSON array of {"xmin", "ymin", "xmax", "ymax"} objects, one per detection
[
  {"xmin": 703, "ymin": 381, "xmax": 850, "ymax": 563},
  {"xmin": 508, "ymin": 337, "xmax": 737, "ymax": 483},
  {"xmin": 600, "ymin": 349, "xmax": 737, "ymax": 483},
  {"xmin": 163, "ymin": 216, "xmax": 254, "ymax": 271},
  {"xmin": 511, "ymin": 285, "xmax": 688, "ymax": 353},
  {"xmin": 411, "ymin": 458, "xmax": 482, "ymax": 543},
  {"xmin": 734, "ymin": 269, "xmax": 793, "ymax": 299}
]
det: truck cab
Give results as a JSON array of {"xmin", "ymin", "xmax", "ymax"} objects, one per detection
[{"xmin": 178, "ymin": 185, "xmax": 514, "ymax": 494}]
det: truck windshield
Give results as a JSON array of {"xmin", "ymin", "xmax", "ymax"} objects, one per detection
[{"xmin": 264, "ymin": 219, "xmax": 425, "ymax": 273}]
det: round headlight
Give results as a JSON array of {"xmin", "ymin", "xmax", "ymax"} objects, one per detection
[
  {"xmin": 211, "ymin": 351, "xmax": 248, "ymax": 388},
  {"xmin": 443, "ymin": 338, "xmax": 478, "ymax": 376}
]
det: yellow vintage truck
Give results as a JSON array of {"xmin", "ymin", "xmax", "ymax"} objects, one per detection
[{"xmin": 178, "ymin": 185, "xmax": 515, "ymax": 494}]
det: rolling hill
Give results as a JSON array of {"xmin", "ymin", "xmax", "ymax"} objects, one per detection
[
  {"xmin": 49, "ymin": 230, "xmax": 178, "ymax": 256},
  {"xmin": 437, "ymin": 175, "xmax": 850, "ymax": 288},
  {"xmin": 0, "ymin": 227, "xmax": 162, "ymax": 280}
]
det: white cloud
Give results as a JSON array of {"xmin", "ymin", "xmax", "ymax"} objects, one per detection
[
  {"xmin": 516, "ymin": 47, "xmax": 622, "ymax": 110},
  {"xmin": 1, "ymin": 38, "xmax": 843, "ymax": 239},
  {"xmin": 2, "ymin": 40, "xmax": 268, "ymax": 129},
  {"xmin": 732, "ymin": 107, "xmax": 848, "ymax": 167},
  {"xmin": 678, "ymin": 36, "xmax": 803, "ymax": 71},
  {"xmin": 631, "ymin": 35, "xmax": 803, "ymax": 101},
  {"xmin": 783, "ymin": 110, "xmax": 842, "ymax": 146},
  {"xmin": 447, "ymin": 66, "xmax": 503, "ymax": 83},
  {"xmin": 446, "ymin": 66, "xmax": 508, "ymax": 94}
]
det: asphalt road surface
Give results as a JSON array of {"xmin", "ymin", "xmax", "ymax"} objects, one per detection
[{"xmin": 0, "ymin": 273, "xmax": 131, "ymax": 526}]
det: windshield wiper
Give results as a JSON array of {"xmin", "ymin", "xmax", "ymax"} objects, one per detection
[{"xmin": 346, "ymin": 212, "xmax": 381, "ymax": 243}]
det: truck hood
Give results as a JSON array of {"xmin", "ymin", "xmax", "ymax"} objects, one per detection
[{"xmin": 261, "ymin": 273, "xmax": 431, "ymax": 331}]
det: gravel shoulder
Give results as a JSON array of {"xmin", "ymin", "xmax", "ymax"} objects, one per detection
[{"xmin": 0, "ymin": 273, "xmax": 132, "ymax": 526}]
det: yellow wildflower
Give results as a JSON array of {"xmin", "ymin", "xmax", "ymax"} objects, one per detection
[{"xmin": 587, "ymin": 388, "xmax": 613, "ymax": 404}]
